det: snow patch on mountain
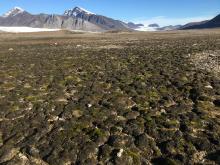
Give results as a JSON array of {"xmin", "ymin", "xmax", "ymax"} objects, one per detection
[
  {"xmin": 135, "ymin": 26, "xmax": 158, "ymax": 31},
  {"xmin": 76, "ymin": 7, "xmax": 94, "ymax": 14},
  {"xmin": 3, "ymin": 7, "xmax": 25, "ymax": 17},
  {"xmin": 64, "ymin": 7, "xmax": 95, "ymax": 17},
  {"xmin": 0, "ymin": 27, "xmax": 60, "ymax": 33}
]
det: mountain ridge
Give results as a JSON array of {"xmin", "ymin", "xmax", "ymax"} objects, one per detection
[
  {"xmin": 0, "ymin": 6, "xmax": 142, "ymax": 32},
  {"xmin": 180, "ymin": 14, "xmax": 220, "ymax": 30},
  {"xmin": 0, "ymin": 6, "xmax": 219, "ymax": 32}
]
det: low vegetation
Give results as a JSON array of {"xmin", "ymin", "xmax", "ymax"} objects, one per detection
[{"xmin": 0, "ymin": 30, "xmax": 220, "ymax": 164}]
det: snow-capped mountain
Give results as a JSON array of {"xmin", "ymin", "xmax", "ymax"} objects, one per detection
[
  {"xmin": 0, "ymin": 6, "xmax": 219, "ymax": 32},
  {"xmin": 64, "ymin": 7, "xmax": 94, "ymax": 17},
  {"xmin": 0, "ymin": 6, "xmax": 150, "ymax": 32},
  {"xmin": 3, "ymin": 7, "xmax": 25, "ymax": 17},
  {"xmin": 0, "ymin": 7, "xmax": 102, "ymax": 32},
  {"xmin": 64, "ymin": 7, "xmax": 135, "ymax": 31}
]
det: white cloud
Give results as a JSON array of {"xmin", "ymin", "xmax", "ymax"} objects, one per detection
[{"xmin": 132, "ymin": 15, "xmax": 214, "ymax": 27}]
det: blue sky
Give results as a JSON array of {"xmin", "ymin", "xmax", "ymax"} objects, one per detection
[{"xmin": 0, "ymin": 0, "xmax": 219, "ymax": 26}]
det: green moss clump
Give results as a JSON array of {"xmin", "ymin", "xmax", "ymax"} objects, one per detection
[
  {"xmin": 125, "ymin": 149, "xmax": 141, "ymax": 165},
  {"xmin": 11, "ymin": 105, "xmax": 20, "ymax": 111},
  {"xmin": 90, "ymin": 128, "xmax": 107, "ymax": 139},
  {"xmin": 159, "ymin": 86, "xmax": 169, "ymax": 95},
  {"xmin": 25, "ymin": 95, "xmax": 41, "ymax": 102},
  {"xmin": 148, "ymin": 90, "xmax": 160, "ymax": 102},
  {"xmin": 197, "ymin": 101, "xmax": 214, "ymax": 111}
]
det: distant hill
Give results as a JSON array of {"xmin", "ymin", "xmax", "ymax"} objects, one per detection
[
  {"xmin": 157, "ymin": 25, "xmax": 182, "ymax": 31},
  {"xmin": 126, "ymin": 22, "xmax": 144, "ymax": 29},
  {"xmin": 148, "ymin": 23, "xmax": 159, "ymax": 28}
]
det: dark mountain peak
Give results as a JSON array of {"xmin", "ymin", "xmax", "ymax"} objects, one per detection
[
  {"xmin": 64, "ymin": 6, "xmax": 95, "ymax": 17},
  {"xmin": 209, "ymin": 14, "xmax": 220, "ymax": 23},
  {"xmin": 180, "ymin": 13, "xmax": 220, "ymax": 30},
  {"xmin": 148, "ymin": 23, "xmax": 160, "ymax": 28},
  {"xmin": 157, "ymin": 25, "xmax": 182, "ymax": 31},
  {"xmin": 127, "ymin": 22, "xmax": 144, "ymax": 29},
  {"xmin": 3, "ymin": 7, "xmax": 25, "ymax": 17},
  {"xmin": 213, "ymin": 14, "xmax": 220, "ymax": 19}
]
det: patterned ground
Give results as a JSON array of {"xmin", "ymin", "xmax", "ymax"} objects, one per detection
[{"xmin": 0, "ymin": 30, "xmax": 220, "ymax": 165}]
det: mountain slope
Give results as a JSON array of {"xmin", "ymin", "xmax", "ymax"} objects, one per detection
[
  {"xmin": 2, "ymin": 7, "xmax": 25, "ymax": 17},
  {"xmin": 0, "ymin": 6, "xmax": 137, "ymax": 32},
  {"xmin": 0, "ymin": 7, "xmax": 103, "ymax": 31},
  {"xmin": 63, "ymin": 7, "xmax": 132, "ymax": 30},
  {"xmin": 181, "ymin": 14, "xmax": 220, "ymax": 29}
]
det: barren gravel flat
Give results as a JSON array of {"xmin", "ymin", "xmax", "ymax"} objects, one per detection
[{"xmin": 0, "ymin": 29, "xmax": 220, "ymax": 165}]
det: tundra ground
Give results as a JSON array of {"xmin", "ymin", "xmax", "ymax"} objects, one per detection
[{"xmin": 0, "ymin": 29, "xmax": 220, "ymax": 165}]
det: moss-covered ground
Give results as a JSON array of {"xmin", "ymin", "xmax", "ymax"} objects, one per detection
[{"xmin": 0, "ymin": 30, "xmax": 220, "ymax": 164}]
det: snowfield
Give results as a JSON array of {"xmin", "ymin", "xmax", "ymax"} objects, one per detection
[
  {"xmin": 0, "ymin": 27, "xmax": 60, "ymax": 33},
  {"xmin": 135, "ymin": 26, "xmax": 158, "ymax": 31}
]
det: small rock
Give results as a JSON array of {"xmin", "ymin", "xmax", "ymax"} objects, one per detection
[
  {"xmin": 58, "ymin": 127, "xmax": 65, "ymax": 131},
  {"xmin": 87, "ymin": 104, "xmax": 92, "ymax": 108},
  {"xmin": 18, "ymin": 152, "xmax": 29, "ymax": 162},
  {"xmin": 192, "ymin": 151, "xmax": 206, "ymax": 163},
  {"xmin": 116, "ymin": 116, "xmax": 126, "ymax": 121},
  {"xmin": 117, "ymin": 149, "xmax": 124, "ymax": 158},
  {"xmin": 160, "ymin": 109, "xmax": 166, "ymax": 114},
  {"xmin": 56, "ymin": 98, "xmax": 68, "ymax": 103},
  {"xmin": 8, "ymin": 48, "xmax": 14, "ymax": 51},
  {"xmin": 48, "ymin": 116, "xmax": 59, "ymax": 122},
  {"xmin": 110, "ymin": 111, "xmax": 117, "ymax": 115},
  {"xmin": 72, "ymin": 110, "xmax": 83, "ymax": 118},
  {"xmin": 58, "ymin": 117, "xmax": 65, "ymax": 121},
  {"xmin": 205, "ymin": 85, "xmax": 213, "ymax": 89},
  {"xmin": 125, "ymin": 111, "xmax": 140, "ymax": 120},
  {"xmin": 27, "ymin": 103, "xmax": 33, "ymax": 110}
]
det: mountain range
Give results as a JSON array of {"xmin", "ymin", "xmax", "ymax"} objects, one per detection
[
  {"xmin": 0, "ymin": 7, "xmax": 219, "ymax": 32},
  {"xmin": 0, "ymin": 7, "xmax": 143, "ymax": 32}
]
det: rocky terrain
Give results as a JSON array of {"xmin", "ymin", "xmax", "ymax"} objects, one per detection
[{"xmin": 0, "ymin": 29, "xmax": 220, "ymax": 164}]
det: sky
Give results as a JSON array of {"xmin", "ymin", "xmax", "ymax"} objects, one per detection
[{"xmin": 0, "ymin": 0, "xmax": 219, "ymax": 26}]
